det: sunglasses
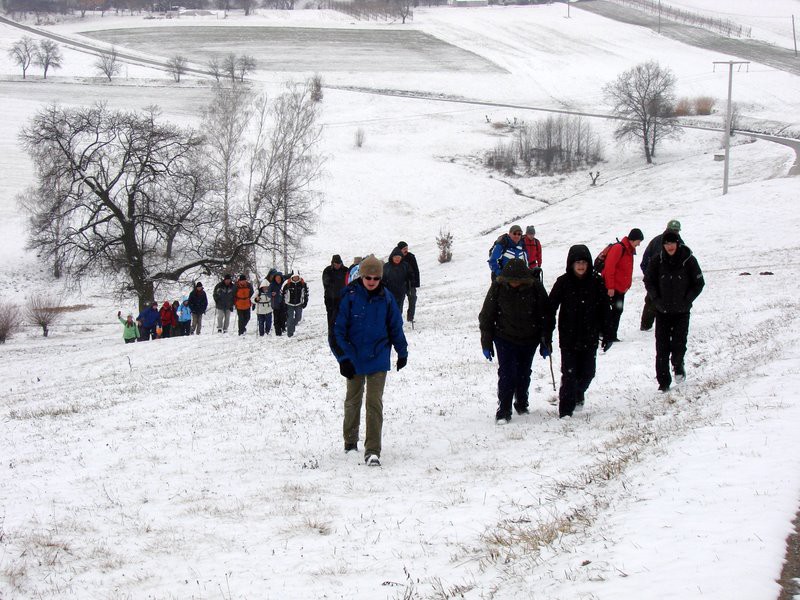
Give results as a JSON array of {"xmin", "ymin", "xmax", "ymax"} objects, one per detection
[
  {"xmin": 510, "ymin": 232, "xmax": 522, "ymax": 236},
  {"xmin": 363, "ymin": 276, "xmax": 381, "ymax": 281}
]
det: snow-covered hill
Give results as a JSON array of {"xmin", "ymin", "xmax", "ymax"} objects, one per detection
[{"xmin": 1, "ymin": 4, "xmax": 799, "ymax": 599}]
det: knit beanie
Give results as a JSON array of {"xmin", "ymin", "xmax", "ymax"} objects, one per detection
[
  {"xmin": 359, "ymin": 255, "xmax": 383, "ymax": 278},
  {"xmin": 628, "ymin": 228, "xmax": 644, "ymax": 241},
  {"xmin": 397, "ymin": 241, "xmax": 408, "ymax": 249},
  {"xmin": 667, "ymin": 219, "xmax": 681, "ymax": 232},
  {"xmin": 526, "ymin": 225, "xmax": 536, "ymax": 235},
  {"xmin": 662, "ymin": 230, "xmax": 680, "ymax": 244}
]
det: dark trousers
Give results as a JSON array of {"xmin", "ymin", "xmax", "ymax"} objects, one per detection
[
  {"xmin": 139, "ymin": 325, "xmax": 156, "ymax": 341},
  {"xmin": 494, "ymin": 337, "xmax": 537, "ymax": 420},
  {"xmin": 558, "ymin": 347, "xmax": 597, "ymax": 417},
  {"xmin": 274, "ymin": 305, "xmax": 287, "ymax": 336},
  {"xmin": 655, "ymin": 312, "xmax": 690, "ymax": 388},
  {"xmin": 608, "ymin": 291, "xmax": 626, "ymax": 340},
  {"xmin": 257, "ymin": 313, "xmax": 272, "ymax": 336},
  {"xmin": 237, "ymin": 308, "xmax": 251, "ymax": 335},
  {"xmin": 286, "ymin": 305, "xmax": 303, "ymax": 337},
  {"xmin": 161, "ymin": 324, "xmax": 172, "ymax": 338},
  {"xmin": 325, "ymin": 297, "xmax": 339, "ymax": 331},
  {"xmin": 124, "ymin": 337, "xmax": 136, "ymax": 344},
  {"xmin": 640, "ymin": 294, "xmax": 657, "ymax": 331},
  {"xmin": 406, "ymin": 287, "xmax": 417, "ymax": 321},
  {"xmin": 179, "ymin": 321, "xmax": 191, "ymax": 336}
]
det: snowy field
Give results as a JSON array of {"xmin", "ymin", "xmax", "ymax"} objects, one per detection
[{"xmin": 1, "ymin": 3, "xmax": 800, "ymax": 599}]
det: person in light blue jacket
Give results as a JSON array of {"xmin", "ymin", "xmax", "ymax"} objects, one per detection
[
  {"xmin": 176, "ymin": 297, "xmax": 192, "ymax": 336},
  {"xmin": 331, "ymin": 255, "xmax": 408, "ymax": 467}
]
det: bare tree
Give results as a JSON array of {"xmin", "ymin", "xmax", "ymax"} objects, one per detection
[
  {"xmin": 394, "ymin": 0, "xmax": 412, "ymax": 24},
  {"xmin": 241, "ymin": 0, "xmax": 254, "ymax": 15},
  {"xmin": 166, "ymin": 54, "xmax": 188, "ymax": 82},
  {"xmin": 19, "ymin": 103, "xmax": 271, "ymax": 311},
  {"xmin": 95, "ymin": 47, "xmax": 121, "ymax": 81},
  {"xmin": 25, "ymin": 295, "xmax": 64, "ymax": 337},
  {"xmin": 236, "ymin": 54, "xmax": 256, "ymax": 82},
  {"xmin": 0, "ymin": 301, "xmax": 21, "ymax": 344},
  {"xmin": 603, "ymin": 60, "xmax": 680, "ymax": 164},
  {"xmin": 202, "ymin": 85, "xmax": 255, "ymax": 245},
  {"xmin": 8, "ymin": 36, "xmax": 36, "ymax": 79},
  {"xmin": 222, "ymin": 53, "xmax": 237, "ymax": 82},
  {"xmin": 34, "ymin": 39, "xmax": 63, "ymax": 79},
  {"xmin": 253, "ymin": 82, "xmax": 324, "ymax": 273},
  {"xmin": 207, "ymin": 56, "xmax": 222, "ymax": 82}
]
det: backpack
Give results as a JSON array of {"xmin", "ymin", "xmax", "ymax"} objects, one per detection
[
  {"xmin": 594, "ymin": 239, "xmax": 623, "ymax": 272},
  {"xmin": 488, "ymin": 234, "xmax": 510, "ymax": 258}
]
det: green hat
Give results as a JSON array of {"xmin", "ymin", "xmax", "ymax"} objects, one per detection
[{"xmin": 667, "ymin": 219, "xmax": 681, "ymax": 232}]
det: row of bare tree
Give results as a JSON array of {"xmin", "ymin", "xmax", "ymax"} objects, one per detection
[{"xmin": 18, "ymin": 80, "xmax": 324, "ymax": 311}]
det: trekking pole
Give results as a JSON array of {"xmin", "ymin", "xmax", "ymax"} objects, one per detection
[{"xmin": 548, "ymin": 353, "xmax": 556, "ymax": 391}]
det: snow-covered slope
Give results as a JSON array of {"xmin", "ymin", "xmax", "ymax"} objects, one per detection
[{"xmin": 1, "ymin": 5, "xmax": 799, "ymax": 599}]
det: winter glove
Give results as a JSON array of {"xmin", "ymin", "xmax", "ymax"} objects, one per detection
[
  {"xmin": 252, "ymin": 303, "xmax": 256, "ymax": 311},
  {"xmin": 117, "ymin": 311, "xmax": 121, "ymax": 318},
  {"xmin": 539, "ymin": 342, "xmax": 551, "ymax": 359},
  {"xmin": 339, "ymin": 360, "xmax": 356, "ymax": 380},
  {"xmin": 397, "ymin": 356, "xmax": 407, "ymax": 371},
  {"xmin": 482, "ymin": 348, "xmax": 493, "ymax": 362},
  {"xmin": 602, "ymin": 338, "xmax": 614, "ymax": 353}
]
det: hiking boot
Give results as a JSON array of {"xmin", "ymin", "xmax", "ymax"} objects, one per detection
[
  {"xmin": 674, "ymin": 364, "xmax": 686, "ymax": 383},
  {"xmin": 658, "ymin": 384, "xmax": 670, "ymax": 392},
  {"xmin": 513, "ymin": 403, "xmax": 529, "ymax": 415},
  {"xmin": 495, "ymin": 417, "xmax": 511, "ymax": 425},
  {"xmin": 365, "ymin": 454, "xmax": 381, "ymax": 467},
  {"xmin": 344, "ymin": 443, "xmax": 358, "ymax": 453}
]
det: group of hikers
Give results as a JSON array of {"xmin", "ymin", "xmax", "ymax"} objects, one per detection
[
  {"xmin": 116, "ymin": 225, "xmax": 703, "ymax": 467},
  {"xmin": 118, "ymin": 270, "xmax": 310, "ymax": 342},
  {"xmin": 481, "ymin": 219, "xmax": 704, "ymax": 423}
]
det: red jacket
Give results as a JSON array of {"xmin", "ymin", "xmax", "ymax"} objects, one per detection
[
  {"xmin": 522, "ymin": 236, "xmax": 542, "ymax": 269},
  {"xmin": 159, "ymin": 302, "xmax": 176, "ymax": 326},
  {"xmin": 602, "ymin": 237, "xmax": 636, "ymax": 293}
]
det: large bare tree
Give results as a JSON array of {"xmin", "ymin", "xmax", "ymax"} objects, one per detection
[
  {"xmin": 19, "ymin": 103, "xmax": 269, "ymax": 310},
  {"xmin": 8, "ymin": 36, "xmax": 36, "ymax": 79},
  {"xmin": 253, "ymin": 81, "xmax": 324, "ymax": 273},
  {"xmin": 603, "ymin": 60, "xmax": 680, "ymax": 164},
  {"xmin": 95, "ymin": 47, "xmax": 121, "ymax": 81},
  {"xmin": 35, "ymin": 39, "xmax": 63, "ymax": 79}
]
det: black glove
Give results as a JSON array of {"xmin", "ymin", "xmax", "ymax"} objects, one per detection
[
  {"xmin": 602, "ymin": 338, "xmax": 614, "ymax": 353},
  {"xmin": 339, "ymin": 360, "xmax": 356, "ymax": 379},
  {"xmin": 397, "ymin": 356, "xmax": 407, "ymax": 371},
  {"xmin": 539, "ymin": 341, "xmax": 551, "ymax": 359}
]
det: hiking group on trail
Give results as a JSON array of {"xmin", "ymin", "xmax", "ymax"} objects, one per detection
[
  {"xmin": 483, "ymin": 220, "xmax": 704, "ymax": 421},
  {"xmin": 116, "ymin": 225, "xmax": 702, "ymax": 464}
]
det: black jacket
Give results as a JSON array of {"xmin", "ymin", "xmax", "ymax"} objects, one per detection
[
  {"xmin": 641, "ymin": 231, "xmax": 684, "ymax": 274},
  {"xmin": 644, "ymin": 243, "xmax": 704, "ymax": 314},
  {"xmin": 322, "ymin": 264, "xmax": 348, "ymax": 300},
  {"xmin": 213, "ymin": 281, "xmax": 235, "ymax": 311},
  {"xmin": 479, "ymin": 259, "xmax": 552, "ymax": 349},
  {"xmin": 383, "ymin": 249, "xmax": 412, "ymax": 307},
  {"xmin": 282, "ymin": 278, "xmax": 309, "ymax": 307},
  {"xmin": 402, "ymin": 251, "xmax": 420, "ymax": 288},
  {"xmin": 549, "ymin": 244, "xmax": 610, "ymax": 350}
]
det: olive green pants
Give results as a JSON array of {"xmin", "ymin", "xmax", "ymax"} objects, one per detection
[{"xmin": 343, "ymin": 371, "xmax": 387, "ymax": 457}]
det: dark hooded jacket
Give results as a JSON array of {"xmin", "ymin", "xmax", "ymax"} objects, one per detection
[
  {"xmin": 382, "ymin": 248, "xmax": 412, "ymax": 307},
  {"xmin": 479, "ymin": 259, "xmax": 552, "ymax": 350},
  {"xmin": 644, "ymin": 242, "xmax": 704, "ymax": 314},
  {"xmin": 548, "ymin": 244, "xmax": 609, "ymax": 351}
]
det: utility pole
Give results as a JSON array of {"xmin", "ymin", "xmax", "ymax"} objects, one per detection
[
  {"xmin": 565, "ymin": 0, "xmax": 570, "ymax": 19},
  {"xmin": 793, "ymin": 15, "xmax": 797, "ymax": 57},
  {"xmin": 658, "ymin": 0, "xmax": 661, "ymax": 34},
  {"xmin": 713, "ymin": 60, "xmax": 749, "ymax": 195}
]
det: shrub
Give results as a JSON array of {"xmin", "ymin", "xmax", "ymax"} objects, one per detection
[
  {"xmin": 354, "ymin": 127, "xmax": 365, "ymax": 148},
  {"xmin": 694, "ymin": 96, "xmax": 716, "ymax": 115},
  {"xmin": 673, "ymin": 97, "xmax": 693, "ymax": 116},
  {"xmin": 486, "ymin": 142, "xmax": 517, "ymax": 175},
  {"xmin": 0, "ymin": 301, "xmax": 21, "ymax": 343},
  {"xmin": 25, "ymin": 295, "xmax": 64, "ymax": 337},
  {"xmin": 310, "ymin": 73, "xmax": 323, "ymax": 103},
  {"xmin": 436, "ymin": 229, "xmax": 453, "ymax": 263}
]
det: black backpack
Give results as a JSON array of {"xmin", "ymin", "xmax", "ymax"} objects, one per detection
[{"xmin": 594, "ymin": 239, "xmax": 623, "ymax": 272}]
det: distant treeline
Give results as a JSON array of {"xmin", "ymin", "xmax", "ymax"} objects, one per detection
[{"xmin": 606, "ymin": 0, "xmax": 751, "ymax": 38}]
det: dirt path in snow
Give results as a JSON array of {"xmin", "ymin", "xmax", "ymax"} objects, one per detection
[{"xmin": 574, "ymin": 0, "xmax": 800, "ymax": 77}]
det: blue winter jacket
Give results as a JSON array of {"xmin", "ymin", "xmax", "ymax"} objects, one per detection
[
  {"xmin": 332, "ymin": 280, "xmax": 408, "ymax": 375},
  {"xmin": 136, "ymin": 307, "xmax": 161, "ymax": 329},
  {"xmin": 488, "ymin": 234, "xmax": 529, "ymax": 277}
]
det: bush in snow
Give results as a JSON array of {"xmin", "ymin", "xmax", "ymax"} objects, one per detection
[
  {"xmin": 25, "ymin": 296, "xmax": 64, "ymax": 337},
  {"xmin": 354, "ymin": 127, "xmax": 365, "ymax": 148},
  {"xmin": 0, "ymin": 301, "xmax": 21, "ymax": 343},
  {"xmin": 694, "ymin": 96, "xmax": 716, "ymax": 116},
  {"xmin": 310, "ymin": 74, "xmax": 323, "ymax": 103},
  {"xmin": 436, "ymin": 229, "xmax": 453, "ymax": 264}
]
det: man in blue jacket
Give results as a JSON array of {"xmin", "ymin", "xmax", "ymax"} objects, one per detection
[
  {"xmin": 332, "ymin": 255, "xmax": 409, "ymax": 467},
  {"xmin": 136, "ymin": 301, "xmax": 161, "ymax": 341},
  {"xmin": 488, "ymin": 225, "xmax": 528, "ymax": 280}
]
